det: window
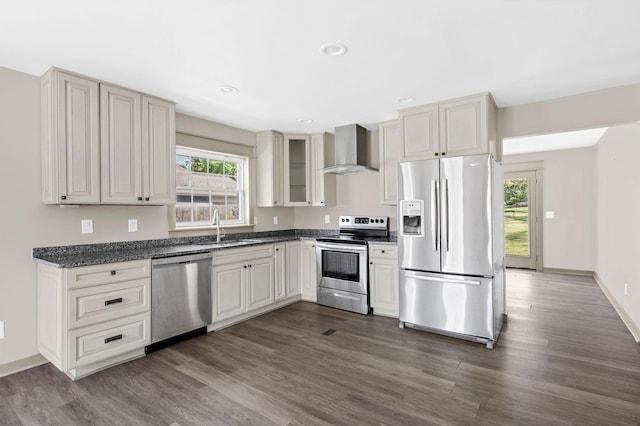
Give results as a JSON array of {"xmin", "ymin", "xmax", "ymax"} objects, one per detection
[{"xmin": 175, "ymin": 147, "xmax": 246, "ymax": 227}]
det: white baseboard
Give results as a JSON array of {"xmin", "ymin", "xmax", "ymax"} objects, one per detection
[
  {"xmin": 0, "ymin": 353, "xmax": 48, "ymax": 378},
  {"xmin": 594, "ymin": 272, "xmax": 640, "ymax": 343},
  {"xmin": 542, "ymin": 267, "xmax": 594, "ymax": 276}
]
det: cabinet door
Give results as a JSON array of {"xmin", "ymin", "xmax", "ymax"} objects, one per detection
[
  {"xmin": 142, "ymin": 96, "xmax": 175, "ymax": 204},
  {"xmin": 310, "ymin": 133, "xmax": 336, "ymax": 207},
  {"xmin": 439, "ymin": 95, "xmax": 487, "ymax": 157},
  {"xmin": 212, "ymin": 262, "xmax": 245, "ymax": 322},
  {"xmin": 285, "ymin": 241, "xmax": 301, "ymax": 297},
  {"xmin": 256, "ymin": 130, "xmax": 285, "ymax": 207},
  {"xmin": 300, "ymin": 241, "xmax": 317, "ymax": 301},
  {"xmin": 284, "ymin": 134, "xmax": 311, "ymax": 206},
  {"xmin": 369, "ymin": 258, "xmax": 399, "ymax": 317},
  {"xmin": 100, "ymin": 84, "xmax": 142, "ymax": 204},
  {"xmin": 247, "ymin": 257, "xmax": 274, "ymax": 311},
  {"xmin": 378, "ymin": 120, "xmax": 400, "ymax": 205},
  {"xmin": 400, "ymin": 104, "xmax": 439, "ymax": 159},
  {"xmin": 274, "ymin": 244, "xmax": 286, "ymax": 300},
  {"xmin": 42, "ymin": 70, "xmax": 100, "ymax": 204}
]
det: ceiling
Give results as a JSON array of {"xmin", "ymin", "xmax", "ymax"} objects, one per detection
[{"xmin": 2, "ymin": 0, "xmax": 640, "ymax": 134}]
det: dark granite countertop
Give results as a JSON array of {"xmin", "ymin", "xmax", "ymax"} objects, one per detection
[{"xmin": 33, "ymin": 229, "xmax": 397, "ymax": 268}]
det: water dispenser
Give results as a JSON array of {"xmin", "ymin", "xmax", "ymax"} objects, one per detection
[{"xmin": 400, "ymin": 200, "xmax": 424, "ymax": 236}]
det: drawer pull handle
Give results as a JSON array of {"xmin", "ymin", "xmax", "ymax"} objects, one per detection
[
  {"xmin": 104, "ymin": 334, "xmax": 123, "ymax": 344},
  {"xmin": 110, "ymin": 271, "xmax": 116, "ymax": 276},
  {"xmin": 104, "ymin": 297, "xmax": 123, "ymax": 306}
]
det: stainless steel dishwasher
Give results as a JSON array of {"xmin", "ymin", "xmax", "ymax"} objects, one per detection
[{"xmin": 147, "ymin": 252, "xmax": 212, "ymax": 352}]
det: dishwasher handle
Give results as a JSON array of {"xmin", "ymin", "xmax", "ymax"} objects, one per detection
[{"xmin": 152, "ymin": 252, "xmax": 212, "ymax": 266}]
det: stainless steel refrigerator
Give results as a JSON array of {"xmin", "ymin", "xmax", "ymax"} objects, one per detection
[{"xmin": 397, "ymin": 154, "xmax": 505, "ymax": 348}]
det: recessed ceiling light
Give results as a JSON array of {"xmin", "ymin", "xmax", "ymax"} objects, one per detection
[
  {"xmin": 396, "ymin": 96, "xmax": 415, "ymax": 104},
  {"xmin": 219, "ymin": 86, "xmax": 239, "ymax": 94},
  {"xmin": 298, "ymin": 119, "xmax": 314, "ymax": 124},
  {"xmin": 320, "ymin": 42, "xmax": 348, "ymax": 56}
]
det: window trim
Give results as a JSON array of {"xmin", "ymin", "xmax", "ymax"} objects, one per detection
[{"xmin": 174, "ymin": 145, "xmax": 248, "ymax": 228}]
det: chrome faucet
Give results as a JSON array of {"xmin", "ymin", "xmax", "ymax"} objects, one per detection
[{"xmin": 211, "ymin": 206, "xmax": 221, "ymax": 243}]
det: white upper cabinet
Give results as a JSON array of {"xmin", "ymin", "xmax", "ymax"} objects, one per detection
[
  {"xmin": 310, "ymin": 132, "xmax": 336, "ymax": 207},
  {"xmin": 142, "ymin": 96, "xmax": 176, "ymax": 204},
  {"xmin": 100, "ymin": 84, "xmax": 142, "ymax": 204},
  {"xmin": 41, "ymin": 68, "xmax": 175, "ymax": 205},
  {"xmin": 400, "ymin": 103, "xmax": 439, "ymax": 159},
  {"xmin": 283, "ymin": 134, "xmax": 311, "ymax": 206},
  {"xmin": 378, "ymin": 119, "xmax": 400, "ymax": 205},
  {"xmin": 256, "ymin": 130, "xmax": 285, "ymax": 207},
  {"xmin": 399, "ymin": 93, "xmax": 499, "ymax": 161},
  {"xmin": 257, "ymin": 131, "xmax": 336, "ymax": 208},
  {"xmin": 41, "ymin": 69, "xmax": 100, "ymax": 204}
]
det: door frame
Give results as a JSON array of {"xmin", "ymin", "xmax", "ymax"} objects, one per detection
[{"xmin": 503, "ymin": 161, "xmax": 543, "ymax": 271}]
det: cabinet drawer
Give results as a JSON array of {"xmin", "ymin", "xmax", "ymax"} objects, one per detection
[
  {"xmin": 212, "ymin": 245, "xmax": 273, "ymax": 265},
  {"xmin": 67, "ymin": 259, "xmax": 150, "ymax": 289},
  {"xmin": 67, "ymin": 312, "xmax": 150, "ymax": 369},
  {"xmin": 369, "ymin": 245, "xmax": 397, "ymax": 259},
  {"xmin": 68, "ymin": 278, "xmax": 150, "ymax": 329}
]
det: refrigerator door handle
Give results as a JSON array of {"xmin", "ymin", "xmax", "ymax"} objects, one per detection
[
  {"xmin": 441, "ymin": 179, "xmax": 450, "ymax": 252},
  {"xmin": 404, "ymin": 272, "xmax": 481, "ymax": 286},
  {"xmin": 432, "ymin": 179, "xmax": 439, "ymax": 251}
]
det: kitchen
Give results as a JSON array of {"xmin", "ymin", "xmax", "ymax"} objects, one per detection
[{"xmin": 2, "ymin": 1, "xmax": 640, "ymax": 424}]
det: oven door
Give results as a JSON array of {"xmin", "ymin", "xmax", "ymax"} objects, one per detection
[{"xmin": 315, "ymin": 241, "xmax": 368, "ymax": 295}]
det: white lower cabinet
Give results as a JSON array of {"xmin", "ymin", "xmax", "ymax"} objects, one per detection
[
  {"xmin": 274, "ymin": 244, "xmax": 286, "ymax": 300},
  {"xmin": 36, "ymin": 259, "xmax": 151, "ymax": 380},
  {"xmin": 212, "ymin": 262, "xmax": 246, "ymax": 321},
  {"xmin": 369, "ymin": 244, "xmax": 399, "ymax": 317},
  {"xmin": 285, "ymin": 241, "xmax": 301, "ymax": 298},
  {"xmin": 211, "ymin": 245, "xmax": 277, "ymax": 326},
  {"xmin": 301, "ymin": 240, "xmax": 317, "ymax": 301}
]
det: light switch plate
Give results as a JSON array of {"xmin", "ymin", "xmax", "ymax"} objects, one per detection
[
  {"xmin": 325, "ymin": 215, "xmax": 331, "ymax": 224},
  {"xmin": 128, "ymin": 219, "xmax": 138, "ymax": 233},
  {"xmin": 0, "ymin": 321, "xmax": 5, "ymax": 339},
  {"xmin": 81, "ymin": 219, "xmax": 93, "ymax": 234},
  {"xmin": 545, "ymin": 211, "xmax": 555, "ymax": 219},
  {"xmin": 273, "ymin": 216, "xmax": 278, "ymax": 225}
]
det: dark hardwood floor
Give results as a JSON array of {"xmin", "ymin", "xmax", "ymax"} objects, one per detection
[{"xmin": 2, "ymin": 270, "xmax": 640, "ymax": 425}]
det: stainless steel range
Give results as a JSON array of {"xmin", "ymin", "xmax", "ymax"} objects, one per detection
[{"xmin": 316, "ymin": 216, "xmax": 389, "ymax": 315}]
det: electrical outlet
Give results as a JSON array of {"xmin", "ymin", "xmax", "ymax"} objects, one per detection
[
  {"xmin": 325, "ymin": 215, "xmax": 331, "ymax": 224},
  {"xmin": 81, "ymin": 219, "xmax": 93, "ymax": 234},
  {"xmin": 128, "ymin": 219, "xmax": 138, "ymax": 233},
  {"xmin": 545, "ymin": 211, "xmax": 555, "ymax": 219},
  {"xmin": 0, "ymin": 321, "xmax": 5, "ymax": 339},
  {"xmin": 273, "ymin": 216, "xmax": 278, "ymax": 225},
  {"xmin": 624, "ymin": 283, "xmax": 628, "ymax": 296}
]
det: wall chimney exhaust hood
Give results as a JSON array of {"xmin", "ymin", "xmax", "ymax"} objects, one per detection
[{"xmin": 322, "ymin": 124, "xmax": 378, "ymax": 174}]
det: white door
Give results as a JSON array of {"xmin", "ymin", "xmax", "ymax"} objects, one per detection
[
  {"xmin": 100, "ymin": 84, "xmax": 142, "ymax": 204},
  {"xmin": 285, "ymin": 241, "xmax": 301, "ymax": 297},
  {"xmin": 274, "ymin": 245, "xmax": 286, "ymax": 301},
  {"xmin": 142, "ymin": 95, "xmax": 175, "ymax": 204},
  {"xmin": 246, "ymin": 258, "xmax": 274, "ymax": 311},
  {"xmin": 301, "ymin": 241, "xmax": 317, "ymax": 301},
  {"xmin": 504, "ymin": 171, "xmax": 538, "ymax": 269},
  {"xmin": 369, "ymin": 259, "xmax": 398, "ymax": 316},
  {"xmin": 212, "ymin": 263, "xmax": 245, "ymax": 322}
]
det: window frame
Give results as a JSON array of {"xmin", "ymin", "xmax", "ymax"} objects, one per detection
[{"xmin": 174, "ymin": 146, "xmax": 248, "ymax": 228}]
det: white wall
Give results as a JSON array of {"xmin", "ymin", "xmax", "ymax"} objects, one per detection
[
  {"xmin": 594, "ymin": 122, "xmax": 640, "ymax": 334},
  {"xmin": 294, "ymin": 171, "xmax": 397, "ymax": 230},
  {"xmin": 503, "ymin": 147, "xmax": 596, "ymax": 271}
]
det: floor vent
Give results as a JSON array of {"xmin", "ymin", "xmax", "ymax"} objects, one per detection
[{"xmin": 322, "ymin": 329, "xmax": 337, "ymax": 336}]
